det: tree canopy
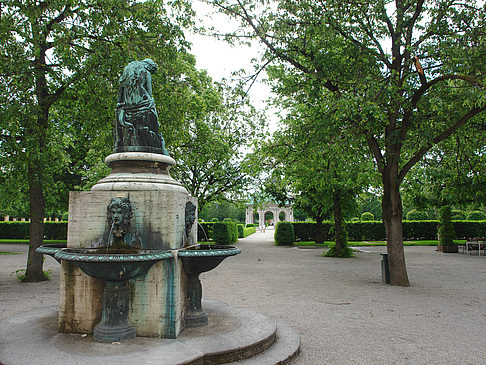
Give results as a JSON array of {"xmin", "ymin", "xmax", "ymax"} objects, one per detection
[{"xmin": 208, "ymin": 0, "xmax": 486, "ymax": 285}]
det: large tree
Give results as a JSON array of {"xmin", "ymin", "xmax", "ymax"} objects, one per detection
[
  {"xmin": 209, "ymin": 0, "xmax": 486, "ymax": 285},
  {"xmin": 0, "ymin": 0, "xmax": 190, "ymax": 281}
]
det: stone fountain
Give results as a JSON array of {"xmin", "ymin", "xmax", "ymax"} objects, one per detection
[
  {"xmin": 42, "ymin": 59, "xmax": 239, "ymax": 341},
  {"xmin": 0, "ymin": 59, "xmax": 300, "ymax": 364}
]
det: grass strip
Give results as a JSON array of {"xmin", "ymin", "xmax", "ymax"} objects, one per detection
[{"xmin": 0, "ymin": 239, "xmax": 67, "ymax": 245}]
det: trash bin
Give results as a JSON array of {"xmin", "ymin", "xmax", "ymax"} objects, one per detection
[{"xmin": 380, "ymin": 253, "xmax": 390, "ymax": 284}]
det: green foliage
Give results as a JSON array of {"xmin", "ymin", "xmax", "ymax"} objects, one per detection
[
  {"xmin": 467, "ymin": 211, "xmax": 486, "ymax": 221},
  {"xmin": 0, "ymin": 222, "xmax": 67, "ymax": 239},
  {"xmin": 360, "ymin": 212, "xmax": 375, "ymax": 222},
  {"xmin": 237, "ymin": 224, "xmax": 256, "ymax": 238},
  {"xmin": 452, "ymin": 210, "xmax": 466, "ymax": 220},
  {"xmin": 406, "ymin": 210, "xmax": 428, "ymax": 221},
  {"xmin": 245, "ymin": 223, "xmax": 255, "ymax": 228},
  {"xmin": 291, "ymin": 220, "xmax": 486, "ymax": 241},
  {"xmin": 350, "ymin": 217, "xmax": 360, "ymax": 223},
  {"xmin": 237, "ymin": 224, "xmax": 244, "ymax": 238},
  {"xmin": 211, "ymin": 218, "xmax": 220, "ymax": 222},
  {"xmin": 212, "ymin": 222, "xmax": 238, "ymax": 245},
  {"xmin": 223, "ymin": 218, "xmax": 232, "ymax": 222},
  {"xmin": 439, "ymin": 206, "xmax": 456, "ymax": 246},
  {"xmin": 13, "ymin": 268, "xmax": 51, "ymax": 282},
  {"xmin": 274, "ymin": 222, "xmax": 295, "ymax": 246},
  {"xmin": 323, "ymin": 244, "xmax": 355, "ymax": 258}
]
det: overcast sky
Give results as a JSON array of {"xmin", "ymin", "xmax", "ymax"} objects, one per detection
[{"xmin": 185, "ymin": 2, "xmax": 279, "ymax": 132}]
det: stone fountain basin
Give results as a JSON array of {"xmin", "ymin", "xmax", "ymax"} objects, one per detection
[
  {"xmin": 178, "ymin": 245, "xmax": 240, "ymax": 274},
  {"xmin": 54, "ymin": 248, "xmax": 173, "ymax": 282},
  {"xmin": 36, "ymin": 243, "xmax": 67, "ymax": 263}
]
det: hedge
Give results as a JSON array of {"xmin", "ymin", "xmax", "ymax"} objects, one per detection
[
  {"xmin": 212, "ymin": 222, "xmax": 238, "ymax": 245},
  {"xmin": 0, "ymin": 221, "xmax": 68, "ymax": 240},
  {"xmin": 240, "ymin": 225, "xmax": 256, "ymax": 238},
  {"xmin": 291, "ymin": 220, "xmax": 486, "ymax": 242},
  {"xmin": 274, "ymin": 222, "xmax": 295, "ymax": 246}
]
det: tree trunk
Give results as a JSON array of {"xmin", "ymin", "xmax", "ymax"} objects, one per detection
[
  {"xmin": 333, "ymin": 191, "xmax": 345, "ymax": 253},
  {"xmin": 315, "ymin": 214, "xmax": 324, "ymax": 244},
  {"xmin": 24, "ymin": 168, "xmax": 46, "ymax": 282},
  {"xmin": 382, "ymin": 166, "xmax": 410, "ymax": 287}
]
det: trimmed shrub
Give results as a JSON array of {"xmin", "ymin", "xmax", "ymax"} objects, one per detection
[
  {"xmin": 402, "ymin": 220, "xmax": 438, "ymax": 240},
  {"xmin": 453, "ymin": 221, "xmax": 486, "ymax": 239},
  {"xmin": 274, "ymin": 222, "xmax": 294, "ymax": 246},
  {"xmin": 290, "ymin": 220, "xmax": 485, "ymax": 242},
  {"xmin": 0, "ymin": 221, "xmax": 68, "ymax": 239},
  {"xmin": 0, "ymin": 222, "xmax": 30, "ymax": 239},
  {"xmin": 237, "ymin": 224, "xmax": 255, "ymax": 238},
  {"xmin": 237, "ymin": 224, "xmax": 244, "ymax": 238},
  {"xmin": 346, "ymin": 221, "xmax": 386, "ymax": 241},
  {"xmin": 292, "ymin": 222, "xmax": 315, "ymax": 241},
  {"xmin": 439, "ymin": 206, "xmax": 455, "ymax": 245},
  {"xmin": 245, "ymin": 223, "xmax": 255, "ymax": 228},
  {"xmin": 210, "ymin": 217, "xmax": 219, "ymax": 222},
  {"xmin": 243, "ymin": 226, "xmax": 256, "ymax": 237},
  {"xmin": 350, "ymin": 217, "xmax": 360, "ymax": 223},
  {"xmin": 197, "ymin": 218, "xmax": 203, "ymax": 223},
  {"xmin": 360, "ymin": 212, "xmax": 374, "ymax": 221},
  {"xmin": 44, "ymin": 222, "xmax": 68, "ymax": 240},
  {"xmin": 467, "ymin": 211, "xmax": 486, "ymax": 221},
  {"xmin": 223, "ymin": 218, "xmax": 232, "ymax": 222},
  {"xmin": 406, "ymin": 209, "xmax": 428, "ymax": 220},
  {"xmin": 212, "ymin": 222, "xmax": 237, "ymax": 245}
]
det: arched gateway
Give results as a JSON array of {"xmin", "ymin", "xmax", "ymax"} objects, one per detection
[{"xmin": 245, "ymin": 203, "xmax": 294, "ymax": 228}]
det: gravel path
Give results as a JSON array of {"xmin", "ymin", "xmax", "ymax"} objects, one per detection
[{"xmin": 1, "ymin": 232, "xmax": 486, "ymax": 364}]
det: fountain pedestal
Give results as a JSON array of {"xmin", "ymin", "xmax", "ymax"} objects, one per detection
[
  {"xmin": 58, "ymin": 152, "xmax": 196, "ymax": 339},
  {"xmin": 95, "ymin": 281, "xmax": 135, "ymax": 342}
]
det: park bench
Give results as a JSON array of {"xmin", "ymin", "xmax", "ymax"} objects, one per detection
[{"xmin": 464, "ymin": 238, "xmax": 486, "ymax": 255}]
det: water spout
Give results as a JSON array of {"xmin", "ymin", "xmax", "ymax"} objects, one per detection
[
  {"xmin": 106, "ymin": 222, "xmax": 115, "ymax": 252},
  {"xmin": 196, "ymin": 222, "xmax": 209, "ymax": 242}
]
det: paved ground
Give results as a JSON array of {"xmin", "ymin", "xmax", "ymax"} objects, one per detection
[{"xmin": 1, "ymin": 231, "xmax": 486, "ymax": 364}]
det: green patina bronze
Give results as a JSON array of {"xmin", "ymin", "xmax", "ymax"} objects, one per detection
[
  {"xmin": 115, "ymin": 59, "xmax": 169, "ymax": 155},
  {"xmin": 179, "ymin": 245, "xmax": 240, "ymax": 327},
  {"xmin": 53, "ymin": 247, "xmax": 173, "ymax": 342}
]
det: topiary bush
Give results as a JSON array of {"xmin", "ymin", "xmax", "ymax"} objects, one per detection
[
  {"xmin": 210, "ymin": 217, "xmax": 219, "ymax": 222},
  {"xmin": 243, "ymin": 226, "xmax": 256, "ymax": 237},
  {"xmin": 245, "ymin": 223, "xmax": 255, "ymax": 228},
  {"xmin": 212, "ymin": 222, "xmax": 237, "ymax": 245},
  {"xmin": 439, "ymin": 206, "xmax": 455, "ymax": 246},
  {"xmin": 274, "ymin": 222, "xmax": 295, "ymax": 246},
  {"xmin": 350, "ymin": 217, "xmax": 360, "ymax": 223},
  {"xmin": 360, "ymin": 212, "xmax": 375, "ymax": 221},
  {"xmin": 406, "ymin": 209, "xmax": 428, "ymax": 220},
  {"xmin": 467, "ymin": 211, "xmax": 486, "ymax": 221},
  {"xmin": 223, "ymin": 218, "xmax": 232, "ymax": 222},
  {"xmin": 237, "ymin": 224, "xmax": 244, "ymax": 238}
]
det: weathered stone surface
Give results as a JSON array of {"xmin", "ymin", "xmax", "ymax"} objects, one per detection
[
  {"xmin": 60, "ymin": 189, "xmax": 197, "ymax": 338},
  {"xmin": 67, "ymin": 190, "xmax": 192, "ymax": 250},
  {"xmin": 91, "ymin": 152, "xmax": 185, "ymax": 192}
]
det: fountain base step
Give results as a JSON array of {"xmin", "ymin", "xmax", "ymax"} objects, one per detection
[{"xmin": 0, "ymin": 300, "xmax": 300, "ymax": 364}]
